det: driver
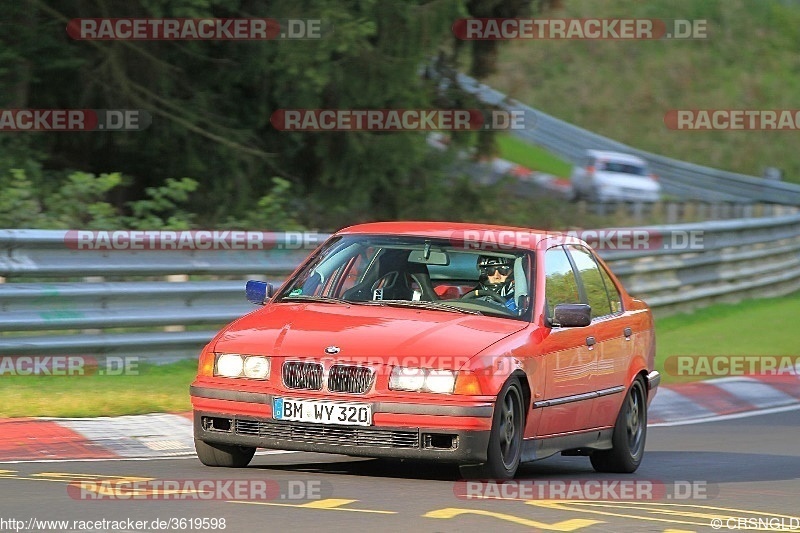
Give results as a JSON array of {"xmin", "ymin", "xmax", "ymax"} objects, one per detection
[{"xmin": 474, "ymin": 256, "xmax": 518, "ymax": 312}]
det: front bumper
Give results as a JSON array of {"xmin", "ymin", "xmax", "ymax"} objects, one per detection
[
  {"xmin": 194, "ymin": 411, "xmax": 490, "ymax": 462},
  {"xmin": 191, "ymin": 385, "xmax": 493, "ymax": 463}
]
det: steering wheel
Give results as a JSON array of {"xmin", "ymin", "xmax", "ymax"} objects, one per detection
[{"xmin": 461, "ymin": 289, "xmax": 507, "ymax": 305}]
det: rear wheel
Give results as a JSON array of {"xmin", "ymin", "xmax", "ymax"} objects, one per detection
[
  {"xmin": 460, "ymin": 377, "xmax": 524, "ymax": 480},
  {"xmin": 194, "ymin": 439, "xmax": 255, "ymax": 468},
  {"xmin": 590, "ymin": 376, "xmax": 647, "ymax": 473}
]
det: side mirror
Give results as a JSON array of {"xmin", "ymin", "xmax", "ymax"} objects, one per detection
[
  {"xmin": 552, "ymin": 303, "xmax": 591, "ymax": 327},
  {"xmin": 245, "ymin": 280, "xmax": 274, "ymax": 305}
]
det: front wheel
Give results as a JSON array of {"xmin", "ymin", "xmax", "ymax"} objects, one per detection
[
  {"xmin": 590, "ymin": 376, "xmax": 647, "ymax": 473},
  {"xmin": 194, "ymin": 439, "xmax": 256, "ymax": 468},
  {"xmin": 460, "ymin": 377, "xmax": 524, "ymax": 480}
]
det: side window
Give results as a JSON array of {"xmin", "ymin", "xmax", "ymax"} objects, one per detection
[
  {"xmin": 567, "ymin": 245, "xmax": 613, "ymax": 318},
  {"xmin": 598, "ymin": 261, "xmax": 622, "ymax": 314},
  {"xmin": 544, "ymin": 247, "xmax": 581, "ymax": 316}
]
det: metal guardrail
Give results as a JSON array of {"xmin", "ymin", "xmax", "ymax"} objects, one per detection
[
  {"xmin": 451, "ymin": 72, "xmax": 800, "ymax": 205},
  {"xmin": 600, "ymin": 213, "xmax": 800, "ymax": 311},
  {"xmin": 2, "ymin": 218, "xmax": 800, "ymax": 361}
]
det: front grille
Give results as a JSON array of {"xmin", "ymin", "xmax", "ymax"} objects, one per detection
[
  {"xmin": 282, "ymin": 361, "xmax": 323, "ymax": 390},
  {"xmin": 234, "ymin": 419, "xmax": 419, "ymax": 449},
  {"xmin": 328, "ymin": 365, "xmax": 374, "ymax": 394}
]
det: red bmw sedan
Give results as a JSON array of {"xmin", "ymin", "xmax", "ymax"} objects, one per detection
[{"xmin": 190, "ymin": 222, "xmax": 659, "ymax": 479}]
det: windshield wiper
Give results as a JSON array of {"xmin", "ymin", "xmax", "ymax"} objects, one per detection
[
  {"xmin": 360, "ymin": 299, "xmax": 482, "ymax": 315},
  {"xmin": 280, "ymin": 295, "xmax": 351, "ymax": 305}
]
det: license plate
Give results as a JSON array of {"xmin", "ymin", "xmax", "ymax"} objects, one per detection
[{"xmin": 273, "ymin": 398, "xmax": 372, "ymax": 426}]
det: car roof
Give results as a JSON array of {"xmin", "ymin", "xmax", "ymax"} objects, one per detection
[
  {"xmin": 335, "ymin": 221, "xmax": 584, "ymax": 251},
  {"xmin": 586, "ymin": 150, "xmax": 647, "ymax": 165}
]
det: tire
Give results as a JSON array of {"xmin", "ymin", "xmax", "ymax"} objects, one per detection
[
  {"xmin": 590, "ymin": 376, "xmax": 647, "ymax": 473},
  {"xmin": 460, "ymin": 377, "xmax": 524, "ymax": 480},
  {"xmin": 194, "ymin": 438, "xmax": 256, "ymax": 468}
]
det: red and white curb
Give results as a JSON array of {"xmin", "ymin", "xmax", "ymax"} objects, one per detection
[
  {"xmin": 649, "ymin": 375, "xmax": 800, "ymax": 426},
  {"xmin": 0, "ymin": 413, "xmax": 195, "ymax": 462},
  {"xmin": 1, "ymin": 376, "xmax": 797, "ymax": 462}
]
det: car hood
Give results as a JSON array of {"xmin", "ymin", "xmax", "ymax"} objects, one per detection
[
  {"xmin": 595, "ymin": 172, "xmax": 661, "ymax": 191},
  {"xmin": 212, "ymin": 302, "xmax": 527, "ymax": 363}
]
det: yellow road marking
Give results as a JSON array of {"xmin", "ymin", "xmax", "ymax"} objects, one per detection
[
  {"xmin": 32, "ymin": 472, "xmax": 153, "ymax": 483},
  {"xmin": 424, "ymin": 507, "xmax": 602, "ymax": 531},
  {"xmin": 299, "ymin": 499, "xmax": 359, "ymax": 509},
  {"xmin": 227, "ymin": 498, "xmax": 396, "ymax": 514}
]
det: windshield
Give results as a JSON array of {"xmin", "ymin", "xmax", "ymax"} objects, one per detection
[
  {"xmin": 598, "ymin": 161, "xmax": 648, "ymax": 176},
  {"xmin": 277, "ymin": 235, "xmax": 532, "ymax": 320}
]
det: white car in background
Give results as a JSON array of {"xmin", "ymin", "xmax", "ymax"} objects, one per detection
[{"xmin": 570, "ymin": 150, "xmax": 662, "ymax": 203}]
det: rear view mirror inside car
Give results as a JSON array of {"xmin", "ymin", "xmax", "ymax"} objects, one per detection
[{"xmin": 408, "ymin": 249, "xmax": 449, "ymax": 265}]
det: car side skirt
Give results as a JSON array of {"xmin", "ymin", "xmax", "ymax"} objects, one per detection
[{"xmin": 521, "ymin": 428, "xmax": 614, "ymax": 462}]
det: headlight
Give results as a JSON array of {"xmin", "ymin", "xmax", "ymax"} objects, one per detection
[
  {"xmin": 216, "ymin": 354, "xmax": 244, "ymax": 377},
  {"xmin": 389, "ymin": 367, "xmax": 456, "ymax": 394},
  {"xmin": 214, "ymin": 354, "xmax": 271, "ymax": 379},
  {"xmin": 389, "ymin": 367, "xmax": 426, "ymax": 391},
  {"xmin": 425, "ymin": 369, "xmax": 457, "ymax": 394},
  {"xmin": 243, "ymin": 356, "xmax": 270, "ymax": 379}
]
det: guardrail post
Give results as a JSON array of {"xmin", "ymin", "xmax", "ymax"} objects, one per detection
[
  {"xmin": 165, "ymin": 274, "xmax": 189, "ymax": 332},
  {"xmin": 631, "ymin": 201, "xmax": 644, "ymax": 224},
  {"xmin": 82, "ymin": 276, "xmax": 104, "ymax": 334},
  {"xmin": 666, "ymin": 202, "xmax": 679, "ymax": 224}
]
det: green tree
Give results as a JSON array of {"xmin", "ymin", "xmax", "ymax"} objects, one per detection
[{"xmin": 2, "ymin": 0, "xmax": 540, "ymax": 229}]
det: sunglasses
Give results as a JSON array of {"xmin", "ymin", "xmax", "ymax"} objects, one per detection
[{"xmin": 483, "ymin": 266, "xmax": 511, "ymax": 276}]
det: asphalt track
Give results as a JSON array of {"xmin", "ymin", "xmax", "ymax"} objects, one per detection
[{"xmin": 1, "ymin": 409, "xmax": 798, "ymax": 533}]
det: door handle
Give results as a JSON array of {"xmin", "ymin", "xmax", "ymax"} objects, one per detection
[
  {"xmin": 623, "ymin": 327, "xmax": 632, "ymax": 340},
  {"xmin": 586, "ymin": 336, "xmax": 596, "ymax": 350}
]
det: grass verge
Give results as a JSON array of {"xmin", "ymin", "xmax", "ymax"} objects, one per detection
[
  {"xmin": 655, "ymin": 291, "xmax": 800, "ymax": 384},
  {"xmin": 2, "ymin": 292, "xmax": 797, "ymax": 417},
  {"xmin": 0, "ymin": 359, "xmax": 196, "ymax": 418},
  {"xmin": 496, "ymin": 134, "xmax": 573, "ymax": 177}
]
